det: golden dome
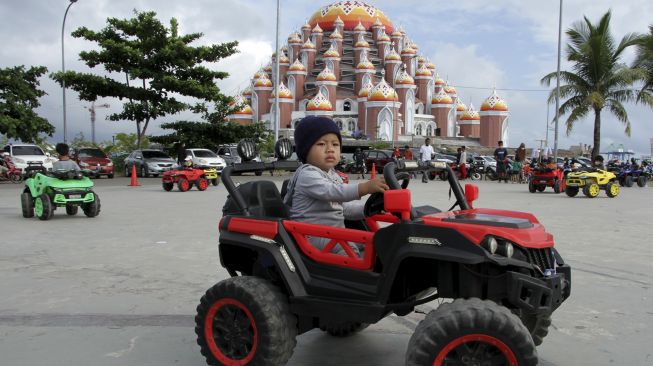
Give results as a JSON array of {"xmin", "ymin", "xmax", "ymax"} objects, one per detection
[
  {"xmin": 306, "ymin": 90, "xmax": 333, "ymax": 111},
  {"xmin": 253, "ymin": 69, "xmax": 268, "ymax": 79},
  {"xmin": 426, "ymin": 61, "xmax": 436, "ymax": 70},
  {"xmin": 302, "ymin": 39, "xmax": 316, "ymax": 49},
  {"xmin": 279, "ymin": 54, "xmax": 290, "ymax": 64},
  {"xmin": 391, "ymin": 30, "xmax": 403, "ymax": 37},
  {"xmin": 356, "ymin": 52, "xmax": 375, "ymax": 70},
  {"xmin": 401, "ymin": 47, "xmax": 416, "ymax": 56},
  {"xmin": 480, "ymin": 89, "xmax": 509, "ymax": 111},
  {"xmin": 253, "ymin": 77, "xmax": 272, "ymax": 88},
  {"xmin": 263, "ymin": 63, "xmax": 272, "ymax": 72},
  {"xmin": 329, "ymin": 28, "xmax": 343, "ymax": 39},
  {"xmin": 456, "ymin": 99, "xmax": 467, "ymax": 112},
  {"xmin": 378, "ymin": 32, "xmax": 391, "ymax": 42},
  {"xmin": 316, "ymin": 66, "xmax": 337, "ymax": 82},
  {"xmin": 323, "ymin": 44, "xmax": 341, "ymax": 58},
  {"xmin": 395, "ymin": 69, "xmax": 415, "ymax": 85},
  {"xmin": 358, "ymin": 79, "xmax": 374, "ymax": 98},
  {"xmin": 354, "ymin": 20, "xmax": 366, "ymax": 32},
  {"xmin": 230, "ymin": 95, "xmax": 253, "ymax": 115},
  {"xmin": 444, "ymin": 82, "xmax": 457, "ymax": 95},
  {"xmin": 302, "ymin": 20, "xmax": 311, "ymax": 30},
  {"xmin": 431, "ymin": 89, "xmax": 453, "ymax": 105},
  {"xmin": 385, "ymin": 48, "xmax": 401, "ymax": 61},
  {"xmin": 434, "ymin": 73, "xmax": 445, "ymax": 86},
  {"xmin": 288, "ymin": 32, "xmax": 302, "ymax": 45},
  {"xmin": 271, "ymin": 82, "xmax": 293, "ymax": 99},
  {"xmin": 312, "ymin": 23, "xmax": 323, "ymax": 33},
  {"xmin": 461, "ymin": 103, "xmax": 481, "ymax": 120},
  {"xmin": 368, "ymin": 78, "xmax": 398, "ymax": 102},
  {"xmin": 373, "ymin": 17, "xmax": 383, "ymax": 27},
  {"xmin": 415, "ymin": 64, "xmax": 432, "ymax": 77},
  {"xmin": 417, "ymin": 56, "xmax": 427, "ymax": 64},
  {"xmin": 354, "ymin": 34, "xmax": 370, "ymax": 48},
  {"xmin": 288, "ymin": 59, "xmax": 306, "ymax": 72},
  {"xmin": 241, "ymin": 86, "xmax": 252, "ymax": 97},
  {"xmin": 308, "ymin": 1, "xmax": 394, "ymax": 33}
]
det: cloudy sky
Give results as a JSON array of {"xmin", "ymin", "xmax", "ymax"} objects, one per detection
[{"xmin": 1, "ymin": 0, "xmax": 652, "ymax": 155}]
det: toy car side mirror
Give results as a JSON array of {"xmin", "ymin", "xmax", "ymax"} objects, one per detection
[
  {"xmin": 384, "ymin": 189, "xmax": 411, "ymax": 221},
  {"xmin": 465, "ymin": 184, "xmax": 479, "ymax": 208}
]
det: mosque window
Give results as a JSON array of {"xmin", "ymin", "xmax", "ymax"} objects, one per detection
[
  {"xmin": 348, "ymin": 120, "xmax": 356, "ymax": 132},
  {"xmin": 335, "ymin": 119, "xmax": 343, "ymax": 130},
  {"xmin": 343, "ymin": 100, "xmax": 351, "ymax": 111},
  {"xmin": 426, "ymin": 125, "xmax": 433, "ymax": 136},
  {"xmin": 416, "ymin": 124, "xmax": 423, "ymax": 136}
]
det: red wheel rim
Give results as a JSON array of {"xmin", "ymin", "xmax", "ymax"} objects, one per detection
[
  {"xmin": 433, "ymin": 334, "xmax": 518, "ymax": 366},
  {"xmin": 180, "ymin": 180, "xmax": 189, "ymax": 191},
  {"xmin": 204, "ymin": 298, "xmax": 258, "ymax": 365},
  {"xmin": 200, "ymin": 179, "xmax": 208, "ymax": 189}
]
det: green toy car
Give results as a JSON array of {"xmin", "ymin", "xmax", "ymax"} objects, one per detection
[
  {"xmin": 564, "ymin": 168, "xmax": 619, "ymax": 198},
  {"xmin": 21, "ymin": 165, "xmax": 101, "ymax": 220}
]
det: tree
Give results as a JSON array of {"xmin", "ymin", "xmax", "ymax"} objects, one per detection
[
  {"xmin": 541, "ymin": 11, "xmax": 642, "ymax": 158},
  {"xmin": 151, "ymin": 120, "xmax": 269, "ymax": 152},
  {"xmin": 0, "ymin": 65, "xmax": 54, "ymax": 142},
  {"xmin": 633, "ymin": 25, "xmax": 653, "ymax": 106},
  {"xmin": 51, "ymin": 10, "xmax": 238, "ymax": 148}
]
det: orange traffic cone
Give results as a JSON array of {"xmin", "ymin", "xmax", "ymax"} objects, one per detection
[
  {"xmin": 128, "ymin": 165, "xmax": 140, "ymax": 186},
  {"xmin": 371, "ymin": 163, "xmax": 376, "ymax": 179}
]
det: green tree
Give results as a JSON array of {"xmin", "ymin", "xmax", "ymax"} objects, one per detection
[
  {"xmin": 0, "ymin": 65, "xmax": 54, "ymax": 142},
  {"xmin": 151, "ymin": 120, "xmax": 268, "ymax": 152},
  {"xmin": 110, "ymin": 132, "xmax": 149, "ymax": 153},
  {"xmin": 541, "ymin": 11, "xmax": 642, "ymax": 158},
  {"xmin": 633, "ymin": 25, "xmax": 653, "ymax": 106},
  {"xmin": 51, "ymin": 10, "xmax": 238, "ymax": 148},
  {"xmin": 70, "ymin": 132, "xmax": 94, "ymax": 149}
]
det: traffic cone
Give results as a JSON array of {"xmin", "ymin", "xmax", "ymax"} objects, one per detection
[
  {"xmin": 371, "ymin": 163, "xmax": 376, "ymax": 179},
  {"xmin": 128, "ymin": 165, "xmax": 140, "ymax": 186}
]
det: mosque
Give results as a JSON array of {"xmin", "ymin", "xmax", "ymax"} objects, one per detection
[{"xmin": 227, "ymin": 1, "xmax": 510, "ymax": 147}]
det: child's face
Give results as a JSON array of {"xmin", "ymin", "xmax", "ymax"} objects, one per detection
[{"xmin": 306, "ymin": 133, "xmax": 341, "ymax": 171}]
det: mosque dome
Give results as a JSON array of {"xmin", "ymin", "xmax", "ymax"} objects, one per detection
[
  {"xmin": 358, "ymin": 79, "xmax": 374, "ymax": 98},
  {"xmin": 253, "ymin": 69, "xmax": 268, "ymax": 80},
  {"xmin": 456, "ymin": 99, "xmax": 467, "ymax": 112},
  {"xmin": 271, "ymin": 82, "xmax": 293, "ymax": 99},
  {"xmin": 263, "ymin": 64, "xmax": 272, "ymax": 73},
  {"xmin": 279, "ymin": 54, "xmax": 290, "ymax": 65},
  {"xmin": 316, "ymin": 66, "xmax": 337, "ymax": 82},
  {"xmin": 241, "ymin": 86, "xmax": 252, "ymax": 97},
  {"xmin": 378, "ymin": 31, "xmax": 391, "ymax": 42},
  {"xmin": 368, "ymin": 78, "xmax": 398, "ymax": 102},
  {"xmin": 230, "ymin": 95, "xmax": 253, "ymax": 115},
  {"xmin": 288, "ymin": 32, "xmax": 302, "ymax": 45},
  {"xmin": 323, "ymin": 44, "xmax": 341, "ymax": 58},
  {"xmin": 329, "ymin": 29, "xmax": 343, "ymax": 39},
  {"xmin": 253, "ymin": 77, "xmax": 273, "ymax": 88},
  {"xmin": 415, "ymin": 64, "xmax": 432, "ymax": 77},
  {"xmin": 312, "ymin": 24, "xmax": 323, "ymax": 33},
  {"xmin": 306, "ymin": 90, "xmax": 333, "ymax": 111},
  {"xmin": 431, "ymin": 89, "xmax": 453, "ymax": 105},
  {"xmin": 354, "ymin": 35, "xmax": 370, "ymax": 48},
  {"xmin": 356, "ymin": 57, "xmax": 375, "ymax": 70},
  {"xmin": 434, "ymin": 73, "xmax": 445, "ymax": 86},
  {"xmin": 480, "ymin": 89, "xmax": 509, "ymax": 111},
  {"xmin": 385, "ymin": 48, "xmax": 402, "ymax": 61},
  {"xmin": 461, "ymin": 103, "xmax": 481, "ymax": 120},
  {"xmin": 400, "ymin": 47, "xmax": 416, "ymax": 56},
  {"xmin": 288, "ymin": 59, "xmax": 306, "ymax": 72},
  {"xmin": 444, "ymin": 83, "xmax": 457, "ymax": 95},
  {"xmin": 308, "ymin": 1, "xmax": 394, "ymax": 33},
  {"xmin": 354, "ymin": 20, "xmax": 367, "ymax": 32},
  {"xmin": 395, "ymin": 69, "xmax": 415, "ymax": 85},
  {"xmin": 302, "ymin": 39, "xmax": 316, "ymax": 49},
  {"xmin": 426, "ymin": 61, "xmax": 436, "ymax": 71}
]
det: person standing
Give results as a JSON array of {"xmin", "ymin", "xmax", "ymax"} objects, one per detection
[
  {"xmin": 353, "ymin": 147, "xmax": 366, "ymax": 179},
  {"xmin": 493, "ymin": 140, "xmax": 509, "ymax": 183},
  {"xmin": 403, "ymin": 145, "xmax": 414, "ymax": 160},
  {"xmin": 459, "ymin": 146, "xmax": 467, "ymax": 179},
  {"xmin": 515, "ymin": 143, "xmax": 526, "ymax": 183},
  {"xmin": 176, "ymin": 142, "xmax": 187, "ymax": 167},
  {"xmin": 420, "ymin": 138, "xmax": 435, "ymax": 183}
]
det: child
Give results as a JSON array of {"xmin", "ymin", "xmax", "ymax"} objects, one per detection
[
  {"xmin": 53, "ymin": 143, "xmax": 80, "ymax": 172},
  {"xmin": 283, "ymin": 116, "xmax": 388, "ymax": 253}
]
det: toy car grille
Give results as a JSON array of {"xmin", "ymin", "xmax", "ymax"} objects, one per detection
[{"xmin": 526, "ymin": 248, "xmax": 554, "ymax": 270}]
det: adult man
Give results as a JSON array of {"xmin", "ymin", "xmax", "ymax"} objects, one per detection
[
  {"xmin": 493, "ymin": 140, "xmax": 509, "ymax": 183},
  {"xmin": 352, "ymin": 147, "xmax": 366, "ymax": 179},
  {"xmin": 420, "ymin": 138, "xmax": 435, "ymax": 183},
  {"xmin": 459, "ymin": 146, "xmax": 467, "ymax": 180}
]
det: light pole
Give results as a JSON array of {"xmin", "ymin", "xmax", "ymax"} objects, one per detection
[
  {"xmin": 61, "ymin": 0, "xmax": 79, "ymax": 143},
  {"xmin": 273, "ymin": 0, "xmax": 281, "ymax": 143},
  {"xmin": 84, "ymin": 101, "xmax": 110, "ymax": 145},
  {"xmin": 553, "ymin": 0, "xmax": 563, "ymax": 160}
]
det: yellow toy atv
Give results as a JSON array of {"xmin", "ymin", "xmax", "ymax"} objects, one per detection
[
  {"xmin": 564, "ymin": 169, "xmax": 619, "ymax": 198},
  {"xmin": 203, "ymin": 168, "xmax": 219, "ymax": 186}
]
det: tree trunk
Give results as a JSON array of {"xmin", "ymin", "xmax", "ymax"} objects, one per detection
[{"xmin": 591, "ymin": 108, "xmax": 602, "ymax": 159}]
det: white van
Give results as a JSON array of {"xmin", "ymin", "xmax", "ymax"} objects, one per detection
[{"xmin": 3, "ymin": 144, "xmax": 57, "ymax": 171}]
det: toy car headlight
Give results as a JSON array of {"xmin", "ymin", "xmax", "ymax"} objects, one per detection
[
  {"xmin": 483, "ymin": 236, "xmax": 498, "ymax": 254},
  {"xmin": 500, "ymin": 242, "xmax": 514, "ymax": 258}
]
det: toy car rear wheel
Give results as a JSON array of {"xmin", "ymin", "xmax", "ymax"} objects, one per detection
[
  {"xmin": 406, "ymin": 298, "xmax": 537, "ymax": 366},
  {"xmin": 553, "ymin": 180, "xmax": 562, "ymax": 194},
  {"xmin": 21, "ymin": 192, "xmax": 34, "ymax": 218},
  {"xmin": 34, "ymin": 194, "xmax": 53, "ymax": 221},
  {"xmin": 528, "ymin": 180, "xmax": 536, "ymax": 193},
  {"xmin": 195, "ymin": 276, "xmax": 297, "ymax": 366},
  {"xmin": 583, "ymin": 183, "xmax": 600, "ymax": 198},
  {"xmin": 178, "ymin": 178, "xmax": 190, "ymax": 192},
  {"xmin": 605, "ymin": 182, "xmax": 619, "ymax": 198},
  {"xmin": 255, "ymin": 171, "xmax": 263, "ymax": 176},
  {"xmin": 212, "ymin": 178, "xmax": 219, "ymax": 186},
  {"xmin": 513, "ymin": 310, "xmax": 552, "ymax": 346},
  {"xmin": 162, "ymin": 182, "xmax": 174, "ymax": 191},
  {"xmin": 637, "ymin": 176, "xmax": 646, "ymax": 187},
  {"xmin": 196, "ymin": 178, "xmax": 209, "ymax": 191},
  {"xmin": 82, "ymin": 194, "xmax": 101, "ymax": 218},
  {"xmin": 470, "ymin": 172, "xmax": 482, "ymax": 181},
  {"xmin": 319, "ymin": 322, "xmax": 369, "ymax": 337},
  {"xmin": 565, "ymin": 186, "xmax": 579, "ymax": 197},
  {"xmin": 65, "ymin": 204, "xmax": 78, "ymax": 215},
  {"xmin": 624, "ymin": 176, "xmax": 633, "ymax": 187},
  {"xmin": 536, "ymin": 185, "xmax": 546, "ymax": 192}
]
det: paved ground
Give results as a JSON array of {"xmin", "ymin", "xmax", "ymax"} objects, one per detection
[{"xmin": 0, "ymin": 173, "xmax": 652, "ymax": 366}]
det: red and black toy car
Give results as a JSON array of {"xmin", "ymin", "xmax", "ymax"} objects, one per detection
[
  {"xmin": 161, "ymin": 167, "xmax": 211, "ymax": 192},
  {"xmin": 195, "ymin": 139, "xmax": 571, "ymax": 366},
  {"xmin": 528, "ymin": 165, "xmax": 566, "ymax": 193}
]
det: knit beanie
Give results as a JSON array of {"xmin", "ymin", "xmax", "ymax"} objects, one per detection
[{"xmin": 294, "ymin": 116, "xmax": 342, "ymax": 162}]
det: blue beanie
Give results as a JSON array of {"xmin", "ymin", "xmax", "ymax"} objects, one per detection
[{"xmin": 294, "ymin": 116, "xmax": 342, "ymax": 163}]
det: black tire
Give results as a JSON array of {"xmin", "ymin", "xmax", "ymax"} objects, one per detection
[
  {"xmin": 195, "ymin": 276, "xmax": 297, "ymax": 366},
  {"xmin": 108, "ymin": 173, "xmax": 114, "ymax": 179},
  {"xmin": 82, "ymin": 193, "xmax": 101, "ymax": 218},
  {"xmin": 178, "ymin": 178, "xmax": 190, "ymax": 192},
  {"xmin": 212, "ymin": 178, "xmax": 219, "ymax": 186},
  {"xmin": 34, "ymin": 194, "xmax": 53, "ymax": 221},
  {"xmin": 514, "ymin": 310, "xmax": 552, "ymax": 347},
  {"xmin": 605, "ymin": 182, "xmax": 619, "ymax": 198},
  {"xmin": 565, "ymin": 186, "xmax": 579, "ymax": 197},
  {"xmin": 10, "ymin": 173, "xmax": 22, "ymax": 183},
  {"xmin": 618, "ymin": 177, "xmax": 624, "ymax": 187},
  {"xmin": 536, "ymin": 185, "xmax": 546, "ymax": 192},
  {"xmin": 553, "ymin": 180, "xmax": 562, "ymax": 193},
  {"xmin": 637, "ymin": 176, "xmax": 646, "ymax": 187},
  {"xmin": 21, "ymin": 192, "xmax": 34, "ymax": 218},
  {"xmin": 162, "ymin": 182, "xmax": 174, "ymax": 191},
  {"xmin": 625, "ymin": 175, "xmax": 633, "ymax": 187},
  {"xmin": 196, "ymin": 178, "xmax": 209, "ymax": 191},
  {"xmin": 470, "ymin": 172, "xmax": 482, "ymax": 181},
  {"xmin": 255, "ymin": 170, "xmax": 263, "ymax": 176},
  {"xmin": 65, "ymin": 204, "xmax": 78, "ymax": 215},
  {"xmin": 320, "ymin": 322, "xmax": 369, "ymax": 337},
  {"xmin": 528, "ymin": 180, "xmax": 536, "ymax": 193},
  {"xmin": 406, "ymin": 298, "xmax": 537, "ymax": 366},
  {"xmin": 438, "ymin": 171, "xmax": 448, "ymax": 181}
]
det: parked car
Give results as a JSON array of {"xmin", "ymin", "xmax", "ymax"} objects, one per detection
[
  {"xmin": 124, "ymin": 149, "xmax": 176, "ymax": 177},
  {"xmin": 364, "ymin": 149, "xmax": 394, "ymax": 173},
  {"xmin": 3, "ymin": 144, "xmax": 57, "ymax": 172},
  {"xmin": 216, "ymin": 144, "xmax": 263, "ymax": 176},
  {"xmin": 185, "ymin": 148, "xmax": 227, "ymax": 171},
  {"xmin": 72, "ymin": 147, "xmax": 114, "ymax": 178},
  {"xmin": 475, "ymin": 155, "xmax": 497, "ymax": 168}
]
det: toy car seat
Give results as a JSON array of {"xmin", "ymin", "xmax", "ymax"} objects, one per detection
[{"xmin": 223, "ymin": 181, "xmax": 288, "ymax": 218}]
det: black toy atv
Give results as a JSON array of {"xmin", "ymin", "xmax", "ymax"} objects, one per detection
[{"xmin": 195, "ymin": 139, "xmax": 571, "ymax": 366}]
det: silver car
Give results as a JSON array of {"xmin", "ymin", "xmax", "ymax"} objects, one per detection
[{"xmin": 124, "ymin": 149, "xmax": 175, "ymax": 177}]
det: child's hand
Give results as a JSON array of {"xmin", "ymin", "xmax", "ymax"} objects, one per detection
[{"xmin": 359, "ymin": 177, "xmax": 389, "ymax": 196}]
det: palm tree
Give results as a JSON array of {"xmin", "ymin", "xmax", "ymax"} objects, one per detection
[
  {"xmin": 633, "ymin": 25, "xmax": 653, "ymax": 106},
  {"xmin": 541, "ymin": 11, "xmax": 641, "ymax": 159}
]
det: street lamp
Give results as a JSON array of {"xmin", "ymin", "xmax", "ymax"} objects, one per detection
[
  {"xmin": 61, "ymin": 0, "xmax": 79, "ymax": 143},
  {"xmin": 553, "ymin": 0, "xmax": 563, "ymax": 160},
  {"xmin": 84, "ymin": 101, "xmax": 110, "ymax": 145},
  {"xmin": 273, "ymin": 0, "xmax": 281, "ymax": 143}
]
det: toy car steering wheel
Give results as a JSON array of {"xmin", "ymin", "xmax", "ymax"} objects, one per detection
[{"xmin": 363, "ymin": 169, "xmax": 410, "ymax": 217}]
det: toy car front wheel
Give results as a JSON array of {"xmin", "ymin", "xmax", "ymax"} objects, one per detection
[
  {"xmin": 196, "ymin": 178, "xmax": 209, "ymax": 191},
  {"xmin": 565, "ymin": 186, "xmax": 579, "ymax": 197},
  {"xmin": 162, "ymin": 182, "xmax": 174, "ymax": 191},
  {"xmin": 195, "ymin": 276, "xmax": 297, "ymax": 366},
  {"xmin": 320, "ymin": 321, "xmax": 369, "ymax": 337},
  {"xmin": 528, "ymin": 180, "xmax": 536, "ymax": 193},
  {"xmin": 406, "ymin": 298, "xmax": 537, "ymax": 366},
  {"xmin": 624, "ymin": 176, "xmax": 633, "ymax": 187},
  {"xmin": 178, "ymin": 178, "xmax": 190, "ymax": 192},
  {"xmin": 34, "ymin": 194, "xmax": 53, "ymax": 221},
  {"xmin": 66, "ymin": 204, "xmax": 78, "ymax": 215},
  {"xmin": 536, "ymin": 185, "xmax": 546, "ymax": 192},
  {"xmin": 21, "ymin": 192, "xmax": 34, "ymax": 218},
  {"xmin": 637, "ymin": 176, "xmax": 647, "ymax": 187},
  {"xmin": 553, "ymin": 180, "xmax": 562, "ymax": 194},
  {"xmin": 513, "ymin": 310, "xmax": 552, "ymax": 346},
  {"xmin": 605, "ymin": 182, "xmax": 619, "ymax": 198},
  {"xmin": 82, "ymin": 193, "xmax": 101, "ymax": 217},
  {"xmin": 583, "ymin": 182, "xmax": 600, "ymax": 198},
  {"xmin": 212, "ymin": 178, "xmax": 219, "ymax": 186}
]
